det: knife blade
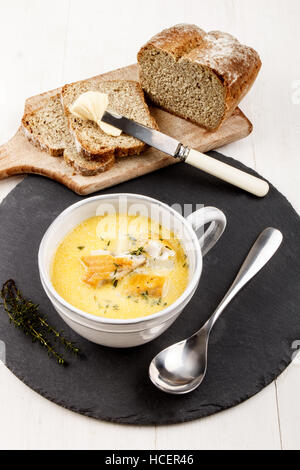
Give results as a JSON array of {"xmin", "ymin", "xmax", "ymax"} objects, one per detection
[
  {"xmin": 102, "ymin": 111, "xmax": 184, "ymax": 158},
  {"xmin": 101, "ymin": 110, "xmax": 269, "ymax": 197}
]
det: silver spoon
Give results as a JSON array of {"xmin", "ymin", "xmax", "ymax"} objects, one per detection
[{"xmin": 149, "ymin": 227, "xmax": 283, "ymax": 394}]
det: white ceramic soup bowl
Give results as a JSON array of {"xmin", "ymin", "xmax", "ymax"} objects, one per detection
[{"xmin": 38, "ymin": 193, "xmax": 226, "ymax": 348}]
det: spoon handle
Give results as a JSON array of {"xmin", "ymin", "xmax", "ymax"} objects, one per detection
[{"xmin": 205, "ymin": 227, "xmax": 283, "ymax": 331}]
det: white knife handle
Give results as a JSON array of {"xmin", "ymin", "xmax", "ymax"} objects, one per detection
[{"xmin": 185, "ymin": 149, "xmax": 269, "ymax": 197}]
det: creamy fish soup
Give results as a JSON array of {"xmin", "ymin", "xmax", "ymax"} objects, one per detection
[{"xmin": 51, "ymin": 214, "xmax": 189, "ymax": 320}]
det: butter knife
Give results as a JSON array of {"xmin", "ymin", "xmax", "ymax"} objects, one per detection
[{"xmin": 102, "ymin": 111, "xmax": 269, "ymax": 197}]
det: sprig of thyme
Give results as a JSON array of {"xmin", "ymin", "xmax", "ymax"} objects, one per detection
[{"xmin": 0, "ymin": 280, "xmax": 80, "ymax": 365}]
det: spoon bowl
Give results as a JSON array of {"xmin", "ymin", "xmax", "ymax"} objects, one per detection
[{"xmin": 150, "ymin": 328, "xmax": 209, "ymax": 394}]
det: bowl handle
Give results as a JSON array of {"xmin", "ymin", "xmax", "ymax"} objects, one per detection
[{"xmin": 186, "ymin": 207, "xmax": 226, "ymax": 256}]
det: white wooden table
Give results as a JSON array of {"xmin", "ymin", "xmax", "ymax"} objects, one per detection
[{"xmin": 0, "ymin": 0, "xmax": 299, "ymax": 450}]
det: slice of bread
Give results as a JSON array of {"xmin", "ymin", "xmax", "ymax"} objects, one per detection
[
  {"xmin": 22, "ymin": 94, "xmax": 115, "ymax": 175},
  {"xmin": 22, "ymin": 79, "xmax": 158, "ymax": 176},
  {"xmin": 137, "ymin": 24, "xmax": 261, "ymax": 131},
  {"xmin": 61, "ymin": 79, "xmax": 158, "ymax": 159},
  {"xmin": 22, "ymin": 94, "xmax": 73, "ymax": 157},
  {"xmin": 64, "ymin": 146, "xmax": 114, "ymax": 176}
]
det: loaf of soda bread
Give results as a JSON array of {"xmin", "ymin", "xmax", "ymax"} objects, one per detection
[{"xmin": 137, "ymin": 24, "xmax": 261, "ymax": 130}]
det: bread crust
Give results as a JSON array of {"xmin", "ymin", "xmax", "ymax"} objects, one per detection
[
  {"xmin": 138, "ymin": 24, "xmax": 206, "ymax": 60},
  {"xmin": 138, "ymin": 24, "xmax": 261, "ymax": 130},
  {"xmin": 63, "ymin": 149, "xmax": 115, "ymax": 176}
]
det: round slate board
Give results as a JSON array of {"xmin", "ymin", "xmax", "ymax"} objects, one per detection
[{"xmin": 0, "ymin": 151, "xmax": 300, "ymax": 425}]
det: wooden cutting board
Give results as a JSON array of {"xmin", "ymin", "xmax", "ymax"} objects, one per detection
[{"xmin": 0, "ymin": 64, "xmax": 252, "ymax": 195}]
